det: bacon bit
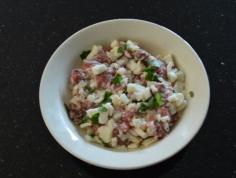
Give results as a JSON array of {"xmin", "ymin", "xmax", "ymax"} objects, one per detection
[
  {"xmin": 96, "ymin": 53, "xmax": 112, "ymax": 63},
  {"xmin": 92, "ymin": 125, "xmax": 100, "ymax": 134},
  {"xmin": 81, "ymin": 100, "xmax": 95, "ymax": 111},
  {"xmin": 158, "ymin": 106, "xmax": 170, "ymax": 117},
  {"xmin": 147, "ymin": 114, "xmax": 157, "ymax": 121},
  {"xmin": 103, "ymin": 47, "xmax": 112, "ymax": 52},
  {"xmin": 147, "ymin": 120, "xmax": 155, "ymax": 127},
  {"xmin": 95, "ymin": 72, "xmax": 113, "ymax": 89},
  {"xmin": 81, "ymin": 60, "xmax": 100, "ymax": 69},
  {"xmin": 133, "ymin": 50, "xmax": 149, "ymax": 61},
  {"xmin": 169, "ymin": 113, "xmax": 179, "ymax": 126},
  {"xmin": 119, "ymin": 122, "xmax": 131, "ymax": 133},
  {"xmin": 112, "ymin": 128, "xmax": 119, "ymax": 137},
  {"xmin": 155, "ymin": 123, "xmax": 166, "ymax": 139},
  {"xmin": 156, "ymin": 65, "xmax": 167, "ymax": 79},
  {"xmin": 164, "ymin": 89, "xmax": 173, "ymax": 99},
  {"xmin": 155, "ymin": 83, "xmax": 165, "ymax": 92},
  {"xmin": 70, "ymin": 69, "xmax": 86, "ymax": 85},
  {"xmin": 69, "ymin": 110, "xmax": 84, "ymax": 123},
  {"xmin": 121, "ymin": 109, "xmax": 136, "ymax": 122},
  {"xmin": 113, "ymin": 85, "xmax": 125, "ymax": 92},
  {"xmin": 124, "ymin": 50, "xmax": 133, "ymax": 58}
]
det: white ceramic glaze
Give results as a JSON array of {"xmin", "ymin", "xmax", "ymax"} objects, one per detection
[{"xmin": 39, "ymin": 19, "xmax": 210, "ymax": 170}]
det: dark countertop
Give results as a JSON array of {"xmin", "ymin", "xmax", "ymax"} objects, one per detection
[{"xmin": 0, "ymin": 0, "xmax": 235, "ymax": 177}]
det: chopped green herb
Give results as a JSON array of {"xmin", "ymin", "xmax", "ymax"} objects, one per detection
[
  {"xmin": 113, "ymin": 74, "xmax": 123, "ymax": 84},
  {"xmin": 84, "ymin": 85, "xmax": 95, "ymax": 93},
  {"xmin": 117, "ymin": 44, "xmax": 127, "ymax": 54},
  {"xmin": 99, "ymin": 106, "xmax": 108, "ymax": 112},
  {"xmin": 154, "ymin": 93, "xmax": 164, "ymax": 107},
  {"xmin": 144, "ymin": 67, "xmax": 159, "ymax": 81},
  {"xmin": 139, "ymin": 102, "xmax": 149, "ymax": 113},
  {"xmin": 139, "ymin": 92, "xmax": 164, "ymax": 112},
  {"xmin": 189, "ymin": 91, "xmax": 194, "ymax": 98},
  {"xmin": 81, "ymin": 115, "xmax": 89, "ymax": 123},
  {"xmin": 80, "ymin": 50, "xmax": 91, "ymax": 60},
  {"xmin": 100, "ymin": 91, "xmax": 112, "ymax": 104},
  {"xmin": 90, "ymin": 133, "xmax": 95, "ymax": 137},
  {"xmin": 90, "ymin": 113, "xmax": 99, "ymax": 124}
]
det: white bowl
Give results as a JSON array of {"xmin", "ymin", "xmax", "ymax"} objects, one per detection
[{"xmin": 39, "ymin": 19, "xmax": 210, "ymax": 170}]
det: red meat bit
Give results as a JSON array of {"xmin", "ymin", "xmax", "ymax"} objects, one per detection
[
  {"xmin": 118, "ymin": 121, "xmax": 131, "ymax": 133},
  {"xmin": 81, "ymin": 60, "xmax": 100, "ymax": 69},
  {"xmin": 70, "ymin": 69, "xmax": 86, "ymax": 85},
  {"xmin": 112, "ymin": 128, "xmax": 119, "ymax": 137},
  {"xmin": 158, "ymin": 106, "xmax": 170, "ymax": 117},
  {"xmin": 156, "ymin": 65, "xmax": 167, "ymax": 79},
  {"xmin": 147, "ymin": 114, "xmax": 157, "ymax": 121},
  {"xmin": 95, "ymin": 53, "xmax": 112, "ymax": 64},
  {"xmin": 121, "ymin": 109, "xmax": 136, "ymax": 122},
  {"xmin": 124, "ymin": 50, "xmax": 133, "ymax": 59},
  {"xmin": 95, "ymin": 72, "xmax": 113, "ymax": 89},
  {"xmin": 103, "ymin": 46, "xmax": 112, "ymax": 52},
  {"xmin": 69, "ymin": 110, "xmax": 84, "ymax": 124},
  {"xmin": 133, "ymin": 50, "xmax": 149, "ymax": 61},
  {"xmin": 155, "ymin": 123, "xmax": 166, "ymax": 139}
]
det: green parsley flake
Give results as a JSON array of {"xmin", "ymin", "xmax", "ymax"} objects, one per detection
[
  {"xmin": 100, "ymin": 91, "xmax": 112, "ymax": 104},
  {"xmin": 144, "ymin": 67, "xmax": 159, "ymax": 81},
  {"xmin": 81, "ymin": 115, "xmax": 89, "ymax": 123},
  {"xmin": 84, "ymin": 85, "xmax": 95, "ymax": 93},
  {"xmin": 139, "ymin": 92, "xmax": 164, "ymax": 112},
  {"xmin": 90, "ymin": 113, "xmax": 99, "ymax": 124},
  {"xmin": 80, "ymin": 50, "xmax": 91, "ymax": 60},
  {"xmin": 189, "ymin": 91, "xmax": 194, "ymax": 98},
  {"xmin": 117, "ymin": 44, "xmax": 127, "ymax": 54},
  {"xmin": 154, "ymin": 93, "xmax": 164, "ymax": 107},
  {"xmin": 113, "ymin": 74, "xmax": 123, "ymax": 84},
  {"xmin": 99, "ymin": 106, "xmax": 108, "ymax": 112}
]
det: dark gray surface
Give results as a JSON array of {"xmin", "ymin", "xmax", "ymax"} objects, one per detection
[{"xmin": 0, "ymin": 0, "xmax": 236, "ymax": 177}]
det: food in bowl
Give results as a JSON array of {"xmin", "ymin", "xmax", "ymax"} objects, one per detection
[{"xmin": 66, "ymin": 40, "xmax": 187, "ymax": 150}]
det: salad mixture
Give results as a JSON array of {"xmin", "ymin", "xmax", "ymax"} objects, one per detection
[{"xmin": 67, "ymin": 40, "xmax": 187, "ymax": 150}]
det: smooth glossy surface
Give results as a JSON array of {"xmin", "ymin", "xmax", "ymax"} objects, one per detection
[{"xmin": 39, "ymin": 19, "xmax": 210, "ymax": 170}]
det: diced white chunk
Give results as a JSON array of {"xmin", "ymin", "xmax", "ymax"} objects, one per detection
[
  {"xmin": 168, "ymin": 70, "xmax": 178, "ymax": 82},
  {"xmin": 103, "ymin": 102, "xmax": 114, "ymax": 116},
  {"xmin": 86, "ymin": 108, "xmax": 99, "ymax": 118},
  {"xmin": 131, "ymin": 118, "xmax": 147, "ymax": 128},
  {"xmin": 80, "ymin": 122, "xmax": 92, "ymax": 128},
  {"xmin": 111, "ymin": 137, "xmax": 118, "ymax": 147},
  {"xmin": 126, "ymin": 40, "xmax": 140, "ymax": 51},
  {"xmin": 134, "ymin": 128, "xmax": 147, "ymax": 138},
  {"xmin": 84, "ymin": 134, "xmax": 93, "ymax": 141},
  {"xmin": 111, "ymin": 94, "xmax": 129, "ymax": 106},
  {"xmin": 163, "ymin": 54, "xmax": 174, "ymax": 63},
  {"xmin": 98, "ymin": 112, "xmax": 108, "ymax": 124},
  {"xmin": 91, "ymin": 64, "xmax": 107, "ymax": 75},
  {"xmin": 97, "ymin": 119, "xmax": 114, "ymax": 143},
  {"xmin": 167, "ymin": 93, "xmax": 187, "ymax": 111},
  {"xmin": 116, "ymin": 67, "xmax": 127, "ymax": 75},
  {"xmin": 142, "ymin": 137, "xmax": 157, "ymax": 147},
  {"xmin": 127, "ymin": 60, "xmax": 145, "ymax": 75},
  {"xmin": 127, "ymin": 83, "xmax": 151, "ymax": 101},
  {"xmin": 110, "ymin": 40, "xmax": 119, "ymax": 48},
  {"xmin": 158, "ymin": 115, "xmax": 170, "ymax": 123},
  {"xmin": 86, "ymin": 45, "xmax": 102, "ymax": 60},
  {"xmin": 128, "ymin": 143, "xmax": 139, "ymax": 149}
]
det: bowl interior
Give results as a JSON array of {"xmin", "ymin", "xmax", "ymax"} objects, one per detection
[{"xmin": 39, "ymin": 19, "xmax": 210, "ymax": 169}]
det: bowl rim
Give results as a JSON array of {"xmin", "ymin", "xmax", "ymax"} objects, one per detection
[{"xmin": 39, "ymin": 18, "xmax": 210, "ymax": 170}]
